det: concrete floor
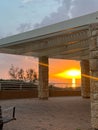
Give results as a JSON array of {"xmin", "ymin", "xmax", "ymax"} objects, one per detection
[{"xmin": 0, "ymin": 97, "xmax": 92, "ymax": 130}]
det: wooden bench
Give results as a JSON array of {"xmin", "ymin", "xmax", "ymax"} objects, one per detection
[{"xmin": 0, "ymin": 106, "xmax": 16, "ymax": 130}]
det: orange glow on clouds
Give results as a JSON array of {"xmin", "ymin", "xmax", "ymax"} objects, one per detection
[{"xmin": 55, "ymin": 69, "xmax": 81, "ymax": 79}]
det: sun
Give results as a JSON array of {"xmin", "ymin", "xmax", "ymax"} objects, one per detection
[
  {"xmin": 66, "ymin": 69, "xmax": 81, "ymax": 78},
  {"xmin": 55, "ymin": 69, "xmax": 81, "ymax": 79},
  {"xmin": 54, "ymin": 69, "xmax": 81, "ymax": 88}
]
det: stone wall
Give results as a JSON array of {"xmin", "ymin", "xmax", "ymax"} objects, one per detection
[
  {"xmin": 0, "ymin": 89, "xmax": 81, "ymax": 100},
  {"xmin": 89, "ymin": 24, "xmax": 98, "ymax": 129}
]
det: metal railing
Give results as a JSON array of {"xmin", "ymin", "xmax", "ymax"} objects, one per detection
[
  {"xmin": 0, "ymin": 81, "xmax": 81, "ymax": 91},
  {"xmin": 0, "ymin": 82, "xmax": 37, "ymax": 91},
  {"xmin": 49, "ymin": 82, "xmax": 81, "ymax": 88}
]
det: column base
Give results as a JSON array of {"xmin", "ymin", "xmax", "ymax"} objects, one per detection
[
  {"xmin": 39, "ymin": 97, "xmax": 48, "ymax": 100},
  {"xmin": 82, "ymin": 96, "xmax": 90, "ymax": 98},
  {"xmin": 82, "ymin": 94, "xmax": 90, "ymax": 98}
]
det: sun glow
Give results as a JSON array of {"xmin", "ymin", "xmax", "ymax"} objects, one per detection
[
  {"xmin": 55, "ymin": 69, "xmax": 81, "ymax": 79},
  {"xmin": 55, "ymin": 69, "xmax": 81, "ymax": 88},
  {"xmin": 66, "ymin": 69, "xmax": 81, "ymax": 79}
]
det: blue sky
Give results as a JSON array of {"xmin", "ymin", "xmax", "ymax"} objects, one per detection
[
  {"xmin": 1, "ymin": 0, "xmax": 98, "ymax": 38},
  {"xmin": 0, "ymin": 0, "xmax": 62, "ymax": 37},
  {"xmin": 0, "ymin": 0, "xmax": 98, "ymax": 79}
]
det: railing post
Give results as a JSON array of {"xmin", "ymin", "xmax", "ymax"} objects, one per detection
[
  {"xmin": 0, "ymin": 106, "xmax": 3, "ymax": 130},
  {"xmin": 20, "ymin": 84, "xmax": 22, "ymax": 90},
  {"xmin": 0, "ymin": 83, "xmax": 1, "ymax": 91}
]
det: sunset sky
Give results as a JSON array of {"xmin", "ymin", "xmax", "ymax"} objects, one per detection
[{"xmin": 0, "ymin": 0, "xmax": 98, "ymax": 82}]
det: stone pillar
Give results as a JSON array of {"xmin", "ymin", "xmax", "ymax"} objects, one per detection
[
  {"xmin": 89, "ymin": 24, "xmax": 98, "ymax": 129},
  {"xmin": 38, "ymin": 56, "xmax": 49, "ymax": 99},
  {"xmin": 81, "ymin": 60, "xmax": 90, "ymax": 98}
]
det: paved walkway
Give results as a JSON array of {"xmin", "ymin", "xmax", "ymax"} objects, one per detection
[{"xmin": 0, "ymin": 97, "xmax": 92, "ymax": 130}]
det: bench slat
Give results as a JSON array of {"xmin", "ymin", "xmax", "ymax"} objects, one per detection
[{"xmin": 3, "ymin": 117, "xmax": 16, "ymax": 124}]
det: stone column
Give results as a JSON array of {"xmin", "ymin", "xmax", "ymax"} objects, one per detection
[
  {"xmin": 89, "ymin": 24, "xmax": 98, "ymax": 129},
  {"xmin": 81, "ymin": 60, "xmax": 90, "ymax": 98},
  {"xmin": 38, "ymin": 56, "xmax": 49, "ymax": 99}
]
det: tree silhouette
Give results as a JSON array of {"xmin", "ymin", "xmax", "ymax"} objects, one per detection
[
  {"xmin": 9, "ymin": 65, "xmax": 37, "ymax": 82},
  {"xmin": 9, "ymin": 65, "xmax": 19, "ymax": 80},
  {"xmin": 17, "ymin": 68, "xmax": 25, "ymax": 81}
]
